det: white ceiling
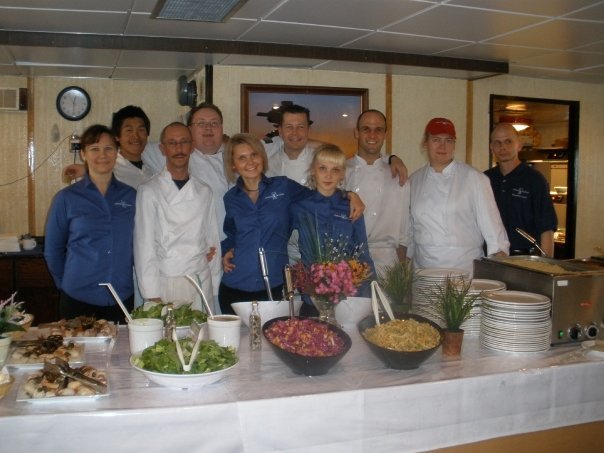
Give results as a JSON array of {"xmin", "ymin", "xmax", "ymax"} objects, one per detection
[{"xmin": 0, "ymin": 0, "xmax": 603, "ymax": 84}]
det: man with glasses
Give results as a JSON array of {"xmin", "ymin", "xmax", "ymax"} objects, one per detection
[
  {"xmin": 407, "ymin": 117, "xmax": 509, "ymax": 275},
  {"xmin": 134, "ymin": 122, "xmax": 221, "ymax": 309},
  {"xmin": 345, "ymin": 109, "xmax": 411, "ymax": 274},
  {"xmin": 485, "ymin": 123, "xmax": 557, "ymax": 256}
]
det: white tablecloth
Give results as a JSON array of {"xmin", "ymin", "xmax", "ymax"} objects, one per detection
[{"xmin": 1, "ymin": 325, "xmax": 603, "ymax": 452}]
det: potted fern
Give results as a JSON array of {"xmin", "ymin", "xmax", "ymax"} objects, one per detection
[
  {"xmin": 376, "ymin": 260, "xmax": 415, "ymax": 313},
  {"xmin": 431, "ymin": 277, "xmax": 478, "ymax": 357}
]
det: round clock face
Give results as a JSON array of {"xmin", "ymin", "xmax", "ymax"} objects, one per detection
[{"xmin": 56, "ymin": 86, "xmax": 91, "ymax": 121}]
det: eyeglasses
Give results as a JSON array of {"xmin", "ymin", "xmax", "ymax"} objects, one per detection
[
  {"xmin": 191, "ymin": 121, "xmax": 222, "ymax": 129},
  {"xmin": 429, "ymin": 136, "xmax": 456, "ymax": 145},
  {"xmin": 163, "ymin": 139, "xmax": 192, "ymax": 148}
]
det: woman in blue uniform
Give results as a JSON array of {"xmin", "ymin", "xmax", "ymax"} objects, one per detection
[{"xmin": 45, "ymin": 125, "xmax": 136, "ymax": 322}]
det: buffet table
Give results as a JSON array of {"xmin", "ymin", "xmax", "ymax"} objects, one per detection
[{"xmin": 1, "ymin": 325, "xmax": 603, "ymax": 452}]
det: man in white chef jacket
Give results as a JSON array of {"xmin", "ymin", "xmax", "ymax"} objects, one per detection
[
  {"xmin": 345, "ymin": 109, "xmax": 411, "ymax": 274},
  {"xmin": 134, "ymin": 122, "xmax": 221, "ymax": 310}
]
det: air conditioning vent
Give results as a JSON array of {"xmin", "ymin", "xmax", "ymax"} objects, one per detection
[{"xmin": 0, "ymin": 88, "xmax": 27, "ymax": 111}]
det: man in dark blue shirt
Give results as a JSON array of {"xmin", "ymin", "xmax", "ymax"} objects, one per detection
[{"xmin": 485, "ymin": 123, "xmax": 557, "ymax": 256}]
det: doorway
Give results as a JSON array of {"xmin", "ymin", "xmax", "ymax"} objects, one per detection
[{"xmin": 489, "ymin": 95, "xmax": 580, "ymax": 259}]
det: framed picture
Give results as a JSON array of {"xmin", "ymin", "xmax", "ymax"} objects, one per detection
[{"xmin": 241, "ymin": 84, "xmax": 368, "ymax": 157}]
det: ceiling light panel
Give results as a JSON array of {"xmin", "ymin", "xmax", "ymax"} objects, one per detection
[{"xmin": 152, "ymin": 0, "xmax": 248, "ymax": 22}]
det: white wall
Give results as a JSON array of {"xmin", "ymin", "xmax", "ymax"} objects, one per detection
[{"xmin": 1, "ymin": 69, "xmax": 602, "ymax": 258}]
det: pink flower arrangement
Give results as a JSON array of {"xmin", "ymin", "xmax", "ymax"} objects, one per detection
[{"xmin": 293, "ymin": 259, "xmax": 371, "ymax": 305}]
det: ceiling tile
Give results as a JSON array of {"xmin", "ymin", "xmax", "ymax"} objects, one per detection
[
  {"xmin": 125, "ymin": 12, "xmax": 254, "ymax": 39},
  {"xmin": 0, "ymin": 9, "xmax": 128, "ymax": 34},
  {"xmin": 264, "ymin": 0, "xmax": 429, "ymax": 30},
  {"xmin": 233, "ymin": 0, "xmax": 283, "ymax": 19},
  {"xmin": 438, "ymin": 43, "xmax": 550, "ymax": 63},
  {"xmin": 0, "ymin": 0, "xmax": 132, "ymax": 10},
  {"xmin": 348, "ymin": 32, "xmax": 468, "ymax": 54},
  {"xmin": 17, "ymin": 64, "xmax": 114, "ymax": 78},
  {"xmin": 565, "ymin": 2, "xmax": 604, "ymax": 20},
  {"xmin": 511, "ymin": 64, "xmax": 604, "ymax": 84},
  {"xmin": 515, "ymin": 51, "xmax": 604, "ymax": 71},
  {"xmin": 116, "ymin": 50, "xmax": 219, "ymax": 70},
  {"xmin": 9, "ymin": 47, "xmax": 120, "ymax": 67},
  {"xmin": 384, "ymin": 5, "xmax": 544, "ymax": 42},
  {"xmin": 446, "ymin": 0, "xmax": 601, "ymax": 17},
  {"xmin": 487, "ymin": 19, "xmax": 604, "ymax": 50},
  {"xmin": 240, "ymin": 21, "xmax": 368, "ymax": 46},
  {"xmin": 111, "ymin": 67, "xmax": 190, "ymax": 80},
  {"xmin": 573, "ymin": 41, "xmax": 604, "ymax": 53}
]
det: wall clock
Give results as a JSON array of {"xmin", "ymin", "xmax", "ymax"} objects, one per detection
[{"xmin": 56, "ymin": 86, "xmax": 91, "ymax": 121}]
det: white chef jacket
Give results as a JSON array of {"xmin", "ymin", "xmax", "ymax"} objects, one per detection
[
  {"xmin": 113, "ymin": 153, "xmax": 154, "ymax": 189},
  {"xmin": 141, "ymin": 142, "xmax": 164, "ymax": 175},
  {"xmin": 345, "ymin": 155, "xmax": 411, "ymax": 274},
  {"xmin": 264, "ymin": 136, "xmax": 315, "ymax": 263},
  {"xmin": 264, "ymin": 136, "xmax": 314, "ymax": 186},
  {"xmin": 134, "ymin": 169, "xmax": 222, "ymax": 310},
  {"xmin": 408, "ymin": 160, "xmax": 509, "ymax": 276},
  {"xmin": 142, "ymin": 143, "xmax": 231, "ymax": 240}
]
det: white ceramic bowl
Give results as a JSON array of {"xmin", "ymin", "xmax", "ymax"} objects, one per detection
[
  {"xmin": 130, "ymin": 354, "xmax": 238, "ymax": 388},
  {"xmin": 334, "ymin": 297, "xmax": 372, "ymax": 325},
  {"xmin": 232, "ymin": 299, "xmax": 303, "ymax": 328}
]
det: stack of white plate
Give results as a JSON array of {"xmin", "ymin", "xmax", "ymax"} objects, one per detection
[
  {"xmin": 460, "ymin": 279, "xmax": 507, "ymax": 335},
  {"xmin": 412, "ymin": 268, "xmax": 470, "ymax": 327},
  {"xmin": 480, "ymin": 290, "xmax": 552, "ymax": 352}
]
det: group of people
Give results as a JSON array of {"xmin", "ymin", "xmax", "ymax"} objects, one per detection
[{"xmin": 44, "ymin": 101, "xmax": 556, "ymax": 323}]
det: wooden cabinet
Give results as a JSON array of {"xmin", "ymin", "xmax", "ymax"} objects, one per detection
[{"xmin": 0, "ymin": 253, "xmax": 59, "ymax": 324}]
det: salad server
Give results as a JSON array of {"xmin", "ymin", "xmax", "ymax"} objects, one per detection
[
  {"xmin": 283, "ymin": 265, "xmax": 295, "ymax": 318},
  {"xmin": 172, "ymin": 320, "xmax": 204, "ymax": 373},
  {"xmin": 515, "ymin": 228, "xmax": 547, "ymax": 257},
  {"xmin": 258, "ymin": 247, "xmax": 273, "ymax": 301}
]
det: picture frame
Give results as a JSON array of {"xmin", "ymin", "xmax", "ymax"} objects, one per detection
[{"xmin": 241, "ymin": 84, "xmax": 368, "ymax": 156}]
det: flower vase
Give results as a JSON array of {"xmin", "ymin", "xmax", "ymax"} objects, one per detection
[{"xmin": 311, "ymin": 297, "xmax": 339, "ymax": 326}]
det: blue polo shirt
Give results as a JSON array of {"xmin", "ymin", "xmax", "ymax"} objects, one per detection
[
  {"xmin": 221, "ymin": 175, "xmax": 311, "ymax": 292},
  {"xmin": 485, "ymin": 162, "xmax": 557, "ymax": 251},
  {"xmin": 45, "ymin": 174, "xmax": 136, "ymax": 306}
]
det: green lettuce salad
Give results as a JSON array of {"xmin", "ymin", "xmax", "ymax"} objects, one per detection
[
  {"xmin": 134, "ymin": 338, "xmax": 237, "ymax": 374},
  {"xmin": 131, "ymin": 303, "xmax": 207, "ymax": 326}
]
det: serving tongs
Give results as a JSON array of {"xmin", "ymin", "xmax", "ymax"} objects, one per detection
[
  {"xmin": 259, "ymin": 247, "xmax": 274, "ymax": 301},
  {"xmin": 43, "ymin": 357, "xmax": 107, "ymax": 394},
  {"xmin": 173, "ymin": 320, "xmax": 204, "ymax": 373},
  {"xmin": 184, "ymin": 274, "xmax": 215, "ymax": 319},
  {"xmin": 283, "ymin": 264, "xmax": 295, "ymax": 318},
  {"xmin": 370, "ymin": 281, "xmax": 395, "ymax": 326},
  {"xmin": 515, "ymin": 228, "xmax": 547, "ymax": 257}
]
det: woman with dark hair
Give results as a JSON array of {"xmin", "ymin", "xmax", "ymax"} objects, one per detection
[{"xmin": 45, "ymin": 124, "xmax": 136, "ymax": 322}]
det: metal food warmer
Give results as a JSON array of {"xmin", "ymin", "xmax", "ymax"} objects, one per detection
[{"xmin": 474, "ymin": 255, "xmax": 604, "ymax": 345}]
